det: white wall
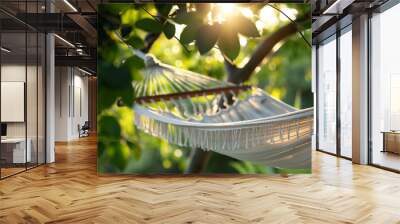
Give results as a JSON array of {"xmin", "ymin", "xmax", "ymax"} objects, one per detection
[
  {"xmin": 1, "ymin": 65, "xmax": 26, "ymax": 138},
  {"xmin": 55, "ymin": 67, "xmax": 89, "ymax": 141},
  {"xmin": 55, "ymin": 66, "xmax": 69, "ymax": 141},
  {"xmin": 1, "ymin": 63, "xmax": 46, "ymax": 164}
]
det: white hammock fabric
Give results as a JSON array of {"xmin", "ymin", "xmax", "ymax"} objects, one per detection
[{"xmin": 130, "ymin": 55, "xmax": 313, "ymax": 169}]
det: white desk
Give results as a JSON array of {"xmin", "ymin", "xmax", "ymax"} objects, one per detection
[{"xmin": 1, "ymin": 138, "xmax": 31, "ymax": 163}]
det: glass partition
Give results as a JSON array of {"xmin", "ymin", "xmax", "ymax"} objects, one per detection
[
  {"xmin": 27, "ymin": 30, "xmax": 38, "ymax": 169},
  {"xmin": 1, "ymin": 30, "xmax": 28, "ymax": 177},
  {"xmin": 38, "ymin": 32, "xmax": 45, "ymax": 165},
  {"xmin": 371, "ymin": 4, "xmax": 400, "ymax": 171},
  {"xmin": 0, "ymin": 1, "xmax": 46, "ymax": 179},
  {"xmin": 339, "ymin": 27, "xmax": 352, "ymax": 158},
  {"xmin": 317, "ymin": 35, "xmax": 337, "ymax": 154}
]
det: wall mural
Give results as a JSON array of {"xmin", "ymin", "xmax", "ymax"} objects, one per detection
[{"xmin": 97, "ymin": 3, "xmax": 313, "ymax": 174}]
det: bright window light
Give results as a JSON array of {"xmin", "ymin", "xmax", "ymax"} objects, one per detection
[
  {"xmin": 54, "ymin": 34, "xmax": 75, "ymax": 48},
  {"xmin": 63, "ymin": 0, "xmax": 78, "ymax": 12},
  {"xmin": 1, "ymin": 47, "xmax": 11, "ymax": 53},
  {"xmin": 78, "ymin": 67, "xmax": 92, "ymax": 76}
]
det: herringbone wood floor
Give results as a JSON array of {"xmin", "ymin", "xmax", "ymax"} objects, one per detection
[{"xmin": 1, "ymin": 136, "xmax": 400, "ymax": 224}]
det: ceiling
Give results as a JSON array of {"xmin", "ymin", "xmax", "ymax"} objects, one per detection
[
  {"xmin": 1, "ymin": 0, "xmax": 327, "ymax": 74},
  {"xmin": 0, "ymin": 0, "xmax": 100, "ymax": 73}
]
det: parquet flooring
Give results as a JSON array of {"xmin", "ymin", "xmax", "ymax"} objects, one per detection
[{"xmin": 1, "ymin": 136, "xmax": 400, "ymax": 223}]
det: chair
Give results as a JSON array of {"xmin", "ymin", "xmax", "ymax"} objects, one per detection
[{"xmin": 78, "ymin": 121, "xmax": 90, "ymax": 138}]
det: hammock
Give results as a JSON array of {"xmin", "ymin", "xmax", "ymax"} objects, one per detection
[{"xmin": 130, "ymin": 54, "xmax": 313, "ymax": 169}]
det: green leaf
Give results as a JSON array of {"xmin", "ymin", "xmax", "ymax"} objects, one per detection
[
  {"xmin": 195, "ymin": 24, "xmax": 220, "ymax": 55},
  {"xmin": 174, "ymin": 11, "xmax": 201, "ymax": 25},
  {"xmin": 98, "ymin": 62, "xmax": 134, "ymax": 111},
  {"xmin": 98, "ymin": 86, "xmax": 115, "ymax": 112},
  {"xmin": 218, "ymin": 29, "xmax": 240, "ymax": 61},
  {"xmin": 120, "ymin": 26, "xmax": 132, "ymax": 37},
  {"xmin": 123, "ymin": 55, "xmax": 145, "ymax": 70},
  {"xmin": 109, "ymin": 140, "xmax": 130, "ymax": 170},
  {"xmin": 121, "ymin": 9, "xmax": 138, "ymax": 25},
  {"xmin": 235, "ymin": 15, "xmax": 260, "ymax": 37},
  {"xmin": 98, "ymin": 115, "xmax": 121, "ymax": 139},
  {"xmin": 155, "ymin": 4, "xmax": 172, "ymax": 17},
  {"xmin": 98, "ymin": 85, "xmax": 134, "ymax": 112},
  {"xmin": 163, "ymin": 21, "xmax": 176, "ymax": 39},
  {"xmin": 126, "ymin": 35, "xmax": 145, "ymax": 49},
  {"xmin": 180, "ymin": 25, "xmax": 199, "ymax": 44},
  {"xmin": 99, "ymin": 62, "xmax": 132, "ymax": 89},
  {"xmin": 135, "ymin": 18, "xmax": 163, "ymax": 33},
  {"xmin": 127, "ymin": 140, "xmax": 141, "ymax": 160},
  {"xmin": 98, "ymin": 4, "xmax": 129, "ymax": 16}
]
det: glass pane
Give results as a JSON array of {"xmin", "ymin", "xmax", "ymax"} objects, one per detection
[
  {"xmin": 26, "ymin": 0, "xmax": 41, "ymax": 169},
  {"xmin": 340, "ymin": 29, "xmax": 352, "ymax": 158},
  {"xmin": 317, "ymin": 36, "xmax": 337, "ymax": 154},
  {"xmin": 371, "ymin": 5, "xmax": 400, "ymax": 171},
  {"xmin": 38, "ymin": 32, "xmax": 45, "ymax": 165},
  {"xmin": 1, "ymin": 30, "xmax": 27, "ymax": 177},
  {"xmin": 27, "ymin": 31, "xmax": 38, "ymax": 169}
]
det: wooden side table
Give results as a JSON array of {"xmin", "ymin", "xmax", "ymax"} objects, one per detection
[{"xmin": 382, "ymin": 131, "xmax": 400, "ymax": 154}]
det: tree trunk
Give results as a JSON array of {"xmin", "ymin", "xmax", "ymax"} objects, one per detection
[{"xmin": 185, "ymin": 148, "xmax": 211, "ymax": 174}]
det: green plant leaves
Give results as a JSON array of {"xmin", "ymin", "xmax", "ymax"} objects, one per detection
[
  {"xmin": 98, "ymin": 62, "xmax": 135, "ymax": 111},
  {"xmin": 121, "ymin": 9, "xmax": 138, "ymax": 25},
  {"xmin": 195, "ymin": 24, "xmax": 219, "ymax": 55},
  {"xmin": 163, "ymin": 21, "xmax": 176, "ymax": 39},
  {"xmin": 120, "ymin": 26, "xmax": 132, "ymax": 37},
  {"xmin": 126, "ymin": 35, "xmax": 145, "ymax": 49},
  {"xmin": 235, "ymin": 15, "xmax": 260, "ymax": 37},
  {"xmin": 180, "ymin": 24, "xmax": 199, "ymax": 44},
  {"xmin": 98, "ymin": 4, "xmax": 129, "ymax": 16},
  {"xmin": 100, "ymin": 63, "xmax": 132, "ymax": 89},
  {"xmin": 127, "ymin": 140, "xmax": 141, "ymax": 160},
  {"xmin": 218, "ymin": 29, "xmax": 240, "ymax": 61},
  {"xmin": 123, "ymin": 55, "xmax": 145, "ymax": 83},
  {"xmin": 135, "ymin": 18, "xmax": 163, "ymax": 33},
  {"xmin": 174, "ymin": 11, "xmax": 201, "ymax": 25},
  {"xmin": 102, "ymin": 140, "xmax": 130, "ymax": 170},
  {"xmin": 124, "ymin": 55, "xmax": 145, "ymax": 69},
  {"xmin": 155, "ymin": 4, "xmax": 172, "ymax": 17},
  {"xmin": 98, "ymin": 115, "xmax": 121, "ymax": 139}
]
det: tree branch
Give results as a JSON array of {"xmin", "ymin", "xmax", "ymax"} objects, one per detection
[
  {"xmin": 230, "ymin": 15, "xmax": 310, "ymax": 84},
  {"xmin": 141, "ymin": 32, "xmax": 162, "ymax": 53}
]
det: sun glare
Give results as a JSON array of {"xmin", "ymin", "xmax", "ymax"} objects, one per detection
[
  {"xmin": 280, "ymin": 7, "xmax": 298, "ymax": 21},
  {"xmin": 213, "ymin": 3, "xmax": 237, "ymax": 23},
  {"xmin": 215, "ymin": 3, "xmax": 236, "ymax": 15},
  {"xmin": 239, "ymin": 7, "xmax": 254, "ymax": 18},
  {"xmin": 259, "ymin": 7, "xmax": 279, "ymax": 27}
]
